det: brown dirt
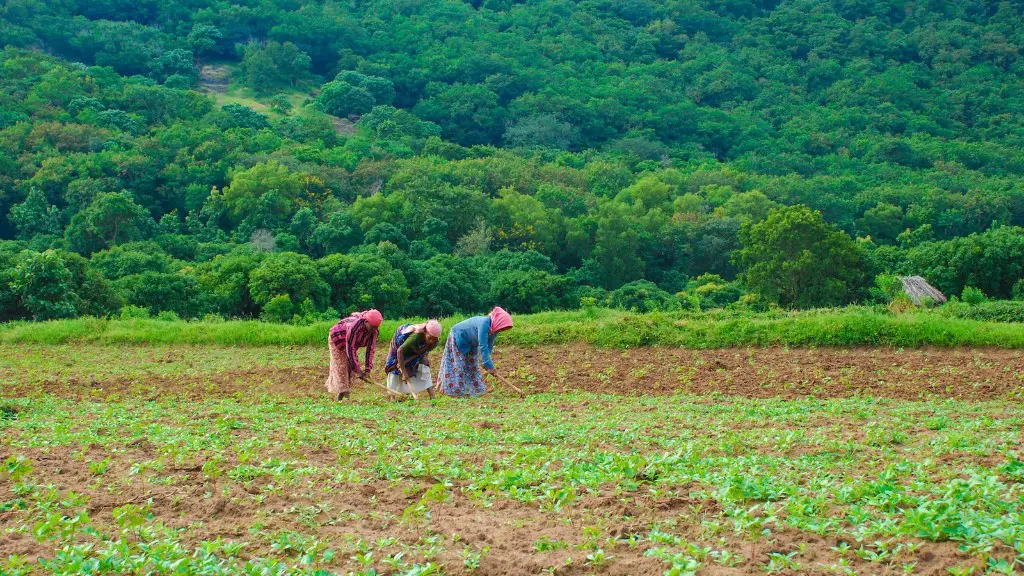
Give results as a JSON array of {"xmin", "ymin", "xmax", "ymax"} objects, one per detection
[{"xmin": 6, "ymin": 345, "xmax": 1023, "ymax": 401}]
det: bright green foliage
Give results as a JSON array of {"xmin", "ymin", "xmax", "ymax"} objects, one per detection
[
  {"xmin": 588, "ymin": 204, "xmax": 645, "ymax": 289},
  {"xmin": 238, "ymin": 41, "xmax": 311, "ymax": 95},
  {"xmin": 221, "ymin": 162, "xmax": 305, "ymax": 226},
  {"xmin": 187, "ymin": 24, "xmax": 222, "ymax": 58},
  {"xmin": 961, "ymin": 286, "xmax": 987, "ymax": 306},
  {"xmin": 269, "ymin": 95, "xmax": 293, "ymax": 114},
  {"xmin": 248, "ymin": 252, "xmax": 329, "ymax": 310},
  {"xmin": 11, "ymin": 250, "xmax": 78, "ymax": 320},
  {"xmin": 413, "ymin": 83, "xmax": 504, "ymax": 146},
  {"xmin": 90, "ymin": 244, "xmax": 173, "ymax": 280},
  {"xmin": 608, "ymin": 280, "xmax": 677, "ymax": 313},
  {"xmin": 315, "ymin": 81, "xmax": 374, "ymax": 118},
  {"xmin": 488, "ymin": 269, "xmax": 575, "ymax": 314},
  {"xmin": 261, "ymin": 294, "xmax": 294, "ymax": 323},
  {"xmin": 904, "ymin": 226, "xmax": 1024, "ymax": 299},
  {"xmin": 222, "ymin": 104, "xmax": 270, "ymax": 130},
  {"xmin": 737, "ymin": 206, "xmax": 870, "ymax": 309},
  {"xmin": 113, "ymin": 272, "xmax": 206, "ymax": 318},
  {"xmin": 148, "ymin": 49, "xmax": 198, "ymax": 85},
  {"xmin": 1, "ymin": 1, "xmax": 1024, "ymax": 320},
  {"xmin": 317, "ymin": 252, "xmax": 410, "ymax": 316},
  {"xmin": 9, "ymin": 188, "xmax": 61, "ymax": 240},
  {"xmin": 65, "ymin": 192, "xmax": 152, "ymax": 255}
]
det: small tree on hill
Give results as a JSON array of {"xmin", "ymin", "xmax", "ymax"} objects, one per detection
[
  {"xmin": 9, "ymin": 187, "xmax": 61, "ymax": 239},
  {"xmin": 735, "ymin": 205, "xmax": 870, "ymax": 309}
]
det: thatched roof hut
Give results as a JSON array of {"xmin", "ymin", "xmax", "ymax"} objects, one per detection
[{"xmin": 899, "ymin": 276, "xmax": 947, "ymax": 305}]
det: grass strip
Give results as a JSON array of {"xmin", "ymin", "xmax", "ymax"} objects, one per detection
[{"xmin": 2, "ymin": 307, "xmax": 1023, "ymax": 348}]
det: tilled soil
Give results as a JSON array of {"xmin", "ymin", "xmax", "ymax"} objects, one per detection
[
  {"xmin": 2, "ymin": 344, "xmax": 1023, "ymax": 575},
  {"xmin": 5, "ymin": 344, "xmax": 1023, "ymax": 401},
  {"xmin": 0, "ymin": 441, "xmax": 984, "ymax": 576}
]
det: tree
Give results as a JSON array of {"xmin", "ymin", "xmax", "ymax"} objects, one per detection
[
  {"xmin": 261, "ymin": 294, "xmax": 294, "ymax": 322},
  {"xmin": 716, "ymin": 191, "xmax": 778, "ymax": 222},
  {"xmin": 65, "ymin": 192, "xmax": 152, "ymax": 254},
  {"xmin": 364, "ymin": 223, "xmax": 409, "ymax": 250},
  {"xmin": 736, "ymin": 206, "xmax": 870, "ymax": 308},
  {"xmin": 12, "ymin": 250, "xmax": 78, "ymax": 320},
  {"xmin": 488, "ymin": 270, "xmax": 574, "ymax": 313},
  {"xmin": 857, "ymin": 202, "xmax": 904, "ymax": 244},
  {"xmin": 289, "ymin": 208, "xmax": 317, "ymax": 251},
  {"xmin": 407, "ymin": 255, "xmax": 486, "ymax": 317},
  {"xmin": 113, "ymin": 272, "xmax": 208, "ymax": 318},
  {"xmin": 248, "ymin": 252, "xmax": 329, "ymax": 310},
  {"xmin": 238, "ymin": 41, "xmax": 312, "ymax": 95},
  {"xmin": 335, "ymin": 71, "xmax": 395, "ymax": 106},
  {"xmin": 317, "ymin": 252, "xmax": 410, "ymax": 315},
  {"xmin": 221, "ymin": 162, "xmax": 304, "ymax": 226},
  {"xmin": 222, "ymin": 103, "xmax": 270, "ymax": 129},
  {"xmin": 90, "ymin": 244, "xmax": 172, "ymax": 279},
  {"xmin": 315, "ymin": 80, "xmax": 374, "ymax": 118},
  {"xmin": 188, "ymin": 24, "xmax": 222, "ymax": 59},
  {"xmin": 904, "ymin": 226, "xmax": 1024, "ymax": 299},
  {"xmin": 149, "ymin": 49, "xmax": 198, "ymax": 85},
  {"xmin": 503, "ymin": 114, "xmax": 579, "ymax": 150},
  {"xmin": 591, "ymin": 204, "xmax": 645, "ymax": 289},
  {"xmin": 310, "ymin": 210, "xmax": 363, "ymax": 256},
  {"xmin": 455, "ymin": 220, "xmax": 493, "ymax": 256},
  {"xmin": 413, "ymin": 83, "xmax": 505, "ymax": 146},
  {"xmin": 195, "ymin": 250, "xmax": 264, "ymax": 317},
  {"xmin": 9, "ymin": 187, "xmax": 61, "ymax": 239},
  {"xmin": 269, "ymin": 95, "xmax": 293, "ymax": 115}
]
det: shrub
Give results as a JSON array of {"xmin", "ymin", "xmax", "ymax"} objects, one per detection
[
  {"xmin": 120, "ymin": 305, "xmax": 151, "ymax": 319},
  {"xmin": 961, "ymin": 286, "xmax": 987, "ymax": 306},
  {"xmin": 261, "ymin": 294, "xmax": 293, "ymax": 323},
  {"xmin": 690, "ymin": 274, "xmax": 744, "ymax": 310},
  {"xmin": 869, "ymin": 274, "xmax": 905, "ymax": 304},
  {"xmin": 609, "ymin": 280, "xmax": 678, "ymax": 313},
  {"xmin": 937, "ymin": 300, "xmax": 1024, "ymax": 323}
]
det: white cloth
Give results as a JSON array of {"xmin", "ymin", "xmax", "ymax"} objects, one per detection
[{"xmin": 387, "ymin": 365, "xmax": 434, "ymax": 395}]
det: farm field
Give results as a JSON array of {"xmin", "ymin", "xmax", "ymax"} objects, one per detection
[{"xmin": 2, "ymin": 344, "xmax": 1024, "ymax": 575}]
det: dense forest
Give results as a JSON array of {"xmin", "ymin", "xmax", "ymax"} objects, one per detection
[{"xmin": 1, "ymin": 0, "xmax": 1024, "ymax": 322}]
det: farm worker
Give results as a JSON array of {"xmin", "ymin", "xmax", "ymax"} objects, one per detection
[
  {"xmin": 326, "ymin": 309, "xmax": 382, "ymax": 401},
  {"xmin": 384, "ymin": 320, "xmax": 443, "ymax": 400},
  {"xmin": 436, "ymin": 307, "xmax": 513, "ymax": 398}
]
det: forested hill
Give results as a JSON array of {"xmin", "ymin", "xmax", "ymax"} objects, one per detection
[{"xmin": 1, "ymin": 1, "xmax": 1023, "ymax": 322}]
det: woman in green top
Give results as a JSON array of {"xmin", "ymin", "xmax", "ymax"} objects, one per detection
[{"xmin": 384, "ymin": 320, "xmax": 442, "ymax": 400}]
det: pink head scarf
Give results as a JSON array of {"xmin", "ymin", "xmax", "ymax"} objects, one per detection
[
  {"xmin": 489, "ymin": 306, "xmax": 513, "ymax": 334},
  {"xmin": 402, "ymin": 320, "xmax": 442, "ymax": 337},
  {"xmin": 361, "ymin": 309, "xmax": 383, "ymax": 327},
  {"xmin": 425, "ymin": 320, "xmax": 442, "ymax": 337}
]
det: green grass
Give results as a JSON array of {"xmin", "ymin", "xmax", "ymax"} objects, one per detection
[
  {"xmin": 2, "ymin": 307, "xmax": 1024, "ymax": 348},
  {"xmin": 198, "ymin": 62, "xmax": 312, "ymax": 118}
]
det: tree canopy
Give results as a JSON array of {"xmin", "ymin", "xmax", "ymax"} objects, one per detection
[{"xmin": 1, "ymin": 1, "xmax": 1024, "ymax": 320}]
